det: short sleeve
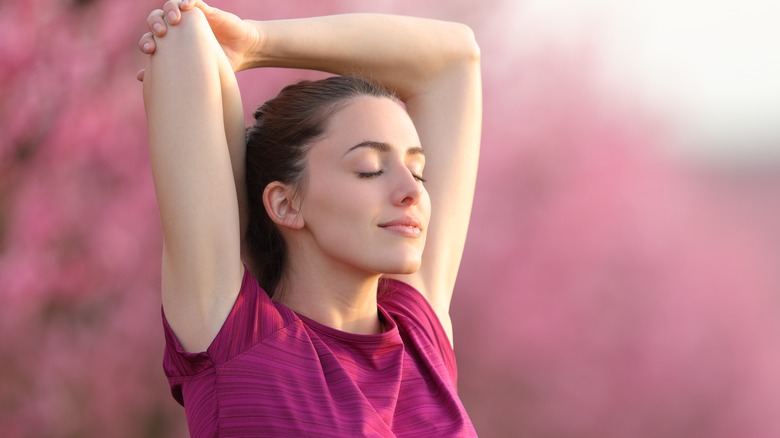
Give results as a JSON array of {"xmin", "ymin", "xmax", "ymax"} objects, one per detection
[
  {"xmin": 161, "ymin": 267, "xmax": 292, "ymax": 404},
  {"xmin": 378, "ymin": 279, "xmax": 459, "ymax": 385}
]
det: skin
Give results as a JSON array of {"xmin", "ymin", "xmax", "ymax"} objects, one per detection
[{"xmin": 140, "ymin": 1, "xmax": 481, "ymax": 352}]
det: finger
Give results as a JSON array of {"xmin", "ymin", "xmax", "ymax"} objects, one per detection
[
  {"xmin": 147, "ymin": 9, "xmax": 166, "ymax": 37},
  {"xmin": 163, "ymin": 0, "xmax": 182, "ymax": 25},
  {"xmin": 138, "ymin": 32, "xmax": 156, "ymax": 54},
  {"xmin": 137, "ymin": 69, "xmax": 145, "ymax": 82},
  {"xmin": 179, "ymin": 0, "xmax": 195, "ymax": 10}
]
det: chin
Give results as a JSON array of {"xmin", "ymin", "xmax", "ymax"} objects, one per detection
[
  {"xmin": 351, "ymin": 246, "xmax": 423, "ymax": 276},
  {"xmin": 382, "ymin": 257, "xmax": 422, "ymax": 275}
]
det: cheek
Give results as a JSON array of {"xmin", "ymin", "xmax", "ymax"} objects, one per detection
[
  {"xmin": 303, "ymin": 177, "xmax": 376, "ymax": 230},
  {"xmin": 302, "ymin": 182, "xmax": 383, "ymax": 265}
]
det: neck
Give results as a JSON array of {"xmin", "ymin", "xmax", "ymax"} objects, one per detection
[{"xmin": 277, "ymin": 248, "xmax": 384, "ymax": 335}]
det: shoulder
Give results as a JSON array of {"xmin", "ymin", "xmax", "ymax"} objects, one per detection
[
  {"xmin": 378, "ymin": 278, "xmax": 447, "ymax": 334},
  {"xmin": 163, "ymin": 268, "xmax": 296, "ymax": 373}
]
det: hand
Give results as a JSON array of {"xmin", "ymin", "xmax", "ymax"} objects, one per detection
[{"xmin": 137, "ymin": 0, "xmax": 261, "ymax": 81}]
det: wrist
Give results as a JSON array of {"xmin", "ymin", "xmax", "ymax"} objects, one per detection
[{"xmin": 239, "ymin": 19, "xmax": 267, "ymax": 71}]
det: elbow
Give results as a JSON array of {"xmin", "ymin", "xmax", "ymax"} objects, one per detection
[
  {"xmin": 150, "ymin": 7, "xmax": 212, "ymax": 56},
  {"xmin": 143, "ymin": 8, "xmax": 218, "ymax": 86},
  {"xmin": 453, "ymin": 23, "xmax": 481, "ymax": 65},
  {"xmin": 463, "ymin": 25, "xmax": 482, "ymax": 63}
]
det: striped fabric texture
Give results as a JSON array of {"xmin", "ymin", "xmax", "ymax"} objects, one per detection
[{"xmin": 162, "ymin": 269, "xmax": 477, "ymax": 437}]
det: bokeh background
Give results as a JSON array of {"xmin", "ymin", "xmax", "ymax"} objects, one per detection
[{"xmin": 2, "ymin": 0, "xmax": 780, "ymax": 436}]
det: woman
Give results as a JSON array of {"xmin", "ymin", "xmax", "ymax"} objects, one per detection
[{"xmin": 138, "ymin": 0, "xmax": 481, "ymax": 436}]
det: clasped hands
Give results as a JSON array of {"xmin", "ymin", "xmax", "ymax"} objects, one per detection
[{"xmin": 137, "ymin": 0, "xmax": 260, "ymax": 81}]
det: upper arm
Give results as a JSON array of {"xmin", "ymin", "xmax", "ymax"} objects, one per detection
[
  {"xmin": 143, "ymin": 9, "xmax": 245, "ymax": 352},
  {"xmin": 384, "ymin": 24, "xmax": 482, "ymax": 333}
]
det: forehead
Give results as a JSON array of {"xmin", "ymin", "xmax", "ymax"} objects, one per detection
[{"xmin": 321, "ymin": 96, "xmax": 420, "ymax": 150}]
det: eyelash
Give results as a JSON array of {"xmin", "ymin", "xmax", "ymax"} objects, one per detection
[{"xmin": 358, "ymin": 170, "xmax": 427, "ymax": 183}]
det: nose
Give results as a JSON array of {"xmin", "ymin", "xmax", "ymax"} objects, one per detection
[{"xmin": 392, "ymin": 169, "xmax": 424, "ymax": 207}]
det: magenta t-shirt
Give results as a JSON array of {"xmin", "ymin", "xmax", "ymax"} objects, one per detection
[{"xmin": 162, "ymin": 268, "xmax": 477, "ymax": 437}]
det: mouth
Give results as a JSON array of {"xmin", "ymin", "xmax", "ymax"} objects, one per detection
[{"xmin": 378, "ymin": 218, "xmax": 423, "ymax": 237}]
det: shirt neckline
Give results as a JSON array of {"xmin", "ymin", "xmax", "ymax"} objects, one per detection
[{"xmin": 291, "ymin": 304, "xmax": 400, "ymax": 344}]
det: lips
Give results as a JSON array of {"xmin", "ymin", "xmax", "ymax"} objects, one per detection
[{"xmin": 378, "ymin": 217, "xmax": 423, "ymax": 237}]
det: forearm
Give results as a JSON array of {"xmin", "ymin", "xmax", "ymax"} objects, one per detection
[{"xmin": 245, "ymin": 14, "xmax": 479, "ymax": 99}]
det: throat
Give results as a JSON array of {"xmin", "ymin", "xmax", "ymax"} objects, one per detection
[{"xmin": 277, "ymin": 275, "xmax": 384, "ymax": 335}]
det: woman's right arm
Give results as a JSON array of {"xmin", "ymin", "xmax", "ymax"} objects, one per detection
[{"xmin": 143, "ymin": 7, "xmax": 245, "ymax": 352}]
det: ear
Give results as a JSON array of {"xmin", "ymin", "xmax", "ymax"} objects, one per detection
[{"xmin": 262, "ymin": 181, "xmax": 304, "ymax": 230}]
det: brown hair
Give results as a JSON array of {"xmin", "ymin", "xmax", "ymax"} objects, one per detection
[{"xmin": 244, "ymin": 75, "xmax": 396, "ymax": 298}]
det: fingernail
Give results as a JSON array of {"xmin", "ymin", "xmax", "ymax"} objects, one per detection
[
  {"xmin": 143, "ymin": 42, "xmax": 152, "ymax": 52},
  {"xmin": 153, "ymin": 23, "xmax": 163, "ymax": 33},
  {"xmin": 167, "ymin": 11, "xmax": 176, "ymax": 21},
  {"xmin": 180, "ymin": 0, "xmax": 189, "ymax": 6}
]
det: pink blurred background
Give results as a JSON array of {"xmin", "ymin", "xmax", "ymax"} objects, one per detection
[{"xmin": 2, "ymin": 0, "xmax": 780, "ymax": 436}]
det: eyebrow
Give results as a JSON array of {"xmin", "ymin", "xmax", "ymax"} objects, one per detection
[{"xmin": 343, "ymin": 141, "xmax": 425, "ymax": 157}]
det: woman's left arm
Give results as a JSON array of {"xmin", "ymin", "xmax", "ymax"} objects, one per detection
[{"xmin": 384, "ymin": 33, "xmax": 481, "ymax": 335}]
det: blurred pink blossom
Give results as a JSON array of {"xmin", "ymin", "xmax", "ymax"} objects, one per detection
[{"xmin": 1, "ymin": 0, "xmax": 779, "ymax": 437}]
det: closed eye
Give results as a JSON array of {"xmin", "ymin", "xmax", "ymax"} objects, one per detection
[
  {"xmin": 358, "ymin": 170, "xmax": 384, "ymax": 179},
  {"xmin": 358, "ymin": 170, "xmax": 426, "ymax": 183}
]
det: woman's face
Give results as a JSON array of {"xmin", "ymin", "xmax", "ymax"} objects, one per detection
[{"xmin": 298, "ymin": 96, "xmax": 430, "ymax": 276}]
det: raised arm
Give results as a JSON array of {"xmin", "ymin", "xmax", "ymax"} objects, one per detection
[{"xmin": 143, "ymin": 7, "xmax": 246, "ymax": 352}]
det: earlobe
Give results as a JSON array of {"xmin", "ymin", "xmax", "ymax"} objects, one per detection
[{"xmin": 262, "ymin": 182, "xmax": 304, "ymax": 230}]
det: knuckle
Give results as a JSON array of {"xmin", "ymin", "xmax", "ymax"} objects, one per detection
[
  {"xmin": 147, "ymin": 9, "xmax": 163, "ymax": 25},
  {"xmin": 162, "ymin": 2, "xmax": 180, "ymax": 22}
]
